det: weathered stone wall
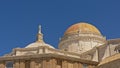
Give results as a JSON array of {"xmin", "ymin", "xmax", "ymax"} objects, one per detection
[
  {"xmin": 0, "ymin": 58, "xmax": 96, "ymax": 68},
  {"xmin": 97, "ymin": 59, "xmax": 120, "ymax": 68}
]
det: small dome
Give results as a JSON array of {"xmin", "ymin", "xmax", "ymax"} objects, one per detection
[
  {"xmin": 64, "ymin": 22, "xmax": 101, "ymax": 35},
  {"xmin": 25, "ymin": 42, "xmax": 54, "ymax": 49}
]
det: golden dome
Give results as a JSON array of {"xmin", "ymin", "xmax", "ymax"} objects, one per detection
[{"xmin": 64, "ymin": 22, "xmax": 101, "ymax": 35}]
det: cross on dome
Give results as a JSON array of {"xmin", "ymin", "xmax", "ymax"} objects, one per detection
[
  {"xmin": 37, "ymin": 25, "xmax": 44, "ymax": 42},
  {"xmin": 38, "ymin": 25, "xmax": 42, "ymax": 34}
]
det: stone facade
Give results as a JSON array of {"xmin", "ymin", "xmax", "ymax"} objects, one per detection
[
  {"xmin": 0, "ymin": 22, "xmax": 120, "ymax": 68},
  {"xmin": 0, "ymin": 55, "xmax": 97, "ymax": 68}
]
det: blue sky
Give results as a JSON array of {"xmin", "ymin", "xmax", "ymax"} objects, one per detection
[{"xmin": 0, "ymin": 0, "xmax": 120, "ymax": 56}]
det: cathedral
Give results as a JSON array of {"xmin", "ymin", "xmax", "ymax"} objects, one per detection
[{"xmin": 0, "ymin": 22, "xmax": 120, "ymax": 68}]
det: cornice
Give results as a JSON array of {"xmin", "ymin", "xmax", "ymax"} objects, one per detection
[{"xmin": 0, "ymin": 53, "xmax": 98, "ymax": 65}]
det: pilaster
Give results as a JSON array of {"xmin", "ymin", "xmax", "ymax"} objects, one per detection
[
  {"xmin": 51, "ymin": 59, "xmax": 57, "ymax": 68},
  {"xmin": 48, "ymin": 59, "xmax": 52, "ymax": 68},
  {"xmin": 20, "ymin": 60, "xmax": 25, "ymax": 68},
  {"xmin": 42, "ymin": 58, "xmax": 47, "ymax": 68},
  {"xmin": 30, "ymin": 60, "xmax": 36, "ymax": 68},
  {"xmin": 14, "ymin": 60, "xmax": 20, "ymax": 68},
  {"xmin": 78, "ymin": 63, "xmax": 83, "ymax": 68},
  {"xmin": 62, "ymin": 60, "xmax": 68, "ymax": 68},
  {"xmin": 73, "ymin": 62, "xmax": 78, "ymax": 68},
  {"xmin": 25, "ymin": 60, "xmax": 30, "ymax": 68}
]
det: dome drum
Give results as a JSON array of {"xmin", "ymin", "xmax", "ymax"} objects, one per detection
[
  {"xmin": 59, "ymin": 35, "xmax": 106, "ymax": 49},
  {"xmin": 60, "ymin": 33, "xmax": 105, "ymax": 42}
]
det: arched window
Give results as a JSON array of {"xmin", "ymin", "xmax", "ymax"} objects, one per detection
[{"xmin": 6, "ymin": 61, "xmax": 13, "ymax": 68}]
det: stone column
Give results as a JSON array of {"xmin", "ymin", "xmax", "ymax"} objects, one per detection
[
  {"xmin": 25, "ymin": 60, "xmax": 30, "ymax": 68},
  {"xmin": 48, "ymin": 58, "xmax": 57, "ymax": 68},
  {"xmin": 52, "ymin": 59, "xmax": 57, "ymax": 68},
  {"xmin": 35, "ymin": 59, "xmax": 40, "ymax": 68},
  {"xmin": 0, "ymin": 62, "xmax": 5, "ymax": 68},
  {"xmin": 78, "ymin": 63, "xmax": 83, "ymax": 68},
  {"xmin": 14, "ymin": 60, "xmax": 20, "ymax": 68},
  {"xmin": 48, "ymin": 59, "xmax": 52, "ymax": 68},
  {"xmin": 30, "ymin": 60, "xmax": 36, "ymax": 68},
  {"xmin": 62, "ymin": 60, "xmax": 68, "ymax": 68},
  {"xmin": 19, "ymin": 60, "xmax": 25, "ymax": 68},
  {"xmin": 45, "ymin": 59, "xmax": 53, "ymax": 68},
  {"xmin": 42, "ymin": 59, "xmax": 47, "ymax": 68},
  {"xmin": 73, "ymin": 62, "xmax": 78, "ymax": 68}
]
